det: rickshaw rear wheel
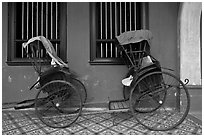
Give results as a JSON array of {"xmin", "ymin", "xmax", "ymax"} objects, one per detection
[{"xmin": 130, "ymin": 71, "xmax": 190, "ymax": 131}]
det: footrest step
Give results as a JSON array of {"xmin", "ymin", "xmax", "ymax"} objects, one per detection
[{"xmin": 109, "ymin": 99, "xmax": 130, "ymax": 110}]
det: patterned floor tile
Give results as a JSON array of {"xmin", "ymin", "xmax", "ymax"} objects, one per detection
[
  {"xmin": 197, "ymin": 128, "xmax": 202, "ymax": 134},
  {"xmin": 110, "ymin": 124, "xmax": 129, "ymax": 133},
  {"xmin": 17, "ymin": 120, "xmax": 33, "ymax": 127},
  {"xmin": 89, "ymin": 116, "xmax": 105, "ymax": 123},
  {"xmin": 65, "ymin": 124, "xmax": 84, "ymax": 133},
  {"xmin": 178, "ymin": 124, "xmax": 196, "ymax": 132},
  {"xmin": 99, "ymin": 113, "xmax": 113, "ymax": 119},
  {"xmin": 75, "ymin": 129, "xmax": 94, "ymax": 135},
  {"xmin": 2, "ymin": 120, "xmax": 13, "ymax": 126},
  {"xmin": 78, "ymin": 119, "xmax": 95, "ymax": 127},
  {"xmin": 2, "ymin": 124, "xmax": 17, "ymax": 132},
  {"xmin": 148, "ymin": 131, "xmax": 169, "ymax": 135},
  {"xmin": 99, "ymin": 129, "xmax": 118, "ymax": 135},
  {"xmin": 125, "ymin": 129, "xmax": 144, "ymax": 135},
  {"xmin": 14, "ymin": 117, "xmax": 29, "ymax": 123},
  {"xmin": 87, "ymin": 123, "xmax": 106, "ymax": 133},
  {"xmin": 2, "ymin": 129, "xmax": 22, "ymax": 135},
  {"xmin": 82, "ymin": 114, "xmax": 96, "ymax": 119},
  {"xmin": 26, "ymin": 129, "xmax": 46, "ymax": 135},
  {"xmin": 132, "ymin": 124, "xmax": 149, "ymax": 133},
  {"xmin": 8, "ymin": 112, "xmax": 24, "ymax": 118},
  {"xmin": 121, "ymin": 120, "xmax": 136, "ymax": 128},
  {"xmin": 43, "ymin": 126, "xmax": 57, "ymax": 133},
  {"xmin": 172, "ymin": 129, "xmax": 192, "ymax": 135},
  {"xmin": 21, "ymin": 124, "xmax": 39, "ymax": 132},
  {"xmin": 100, "ymin": 120, "xmax": 114, "ymax": 128},
  {"xmin": 50, "ymin": 129, "xmax": 71, "ymax": 135},
  {"xmin": 2, "ymin": 110, "xmax": 202, "ymax": 135}
]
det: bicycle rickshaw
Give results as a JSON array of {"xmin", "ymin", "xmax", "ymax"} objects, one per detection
[
  {"xmin": 108, "ymin": 30, "xmax": 190, "ymax": 131},
  {"xmin": 22, "ymin": 36, "xmax": 87, "ymax": 128}
]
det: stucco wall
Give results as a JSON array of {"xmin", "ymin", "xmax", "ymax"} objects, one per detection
[{"xmin": 2, "ymin": 2, "xmax": 180, "ymax": 104}]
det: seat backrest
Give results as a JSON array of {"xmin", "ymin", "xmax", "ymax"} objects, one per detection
[
  {"xmin": 26, "ymin": 41, "xmax": 51, "ymax": 75},
  {"xmin": 120, "ymin": 40, "xmax": 150, "ymax": 69}
]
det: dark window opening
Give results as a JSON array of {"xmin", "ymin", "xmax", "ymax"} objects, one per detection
[
  {"xmin": 90, "ymin": 2, "xmax": 148, "ymax": 65},
  {"xmin": 7, "ymin": 2, "xmax": 67, "ymax": 66}
]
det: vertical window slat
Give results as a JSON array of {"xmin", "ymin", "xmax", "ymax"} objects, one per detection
[
  {"xmin": 41, "ymin": 2, "xmax": 43, "ymax": 36},
  {"xmin": 22, "ymin": 3, "xmax": 24, "ymax": 58},
  {"xmin": 27, "ymin": 2, "xmax": 29, "ymax": 39},
  {"xmin": 56, "ymin": 2, "xmax": 58, "ymax": 39},
  {"xmin": 134, "ymin": 2, "xmax": 137, "ymax": 30},
  {"xmin": 120, "ymin": 2, "xmax": 122, "ymax": 34},
  {"xmin": 31, "ymin": 2, "xmax": 33, "ymax": 37},
  {"xmin": 36, "ymin": 2, "xmax": 38, "ymax": 36},
  {"xmin": 130, "ymin": 2, "xmax": 131, "ymax": 30},
  {"xmin": 51, "ymin": 3, "xmax": 53, "ymax": 39},
  {"xmin": 105, "ymin": 2, "xmax": 108, "ymax": 58},
  {"xmin": 46, "ymin": 2, "xmax": 48, "ymax": 38},
  {"xmin": 115, "ymin": 2, "xmax": 118, "ymax": 57},
  {"xmin": 110, "ymin": 2, "xmax": 113, "ymax": 58},
  {"xmin": 125, "ymin": 2, "xmax": 127, "ymax": 32},
  {"xmin": 22, "ymin": 3, "xmax": 24, "ymax": 39},
  {"xmin": 100, "ymin": 2, "xmax": 103, "ymax": 58}
]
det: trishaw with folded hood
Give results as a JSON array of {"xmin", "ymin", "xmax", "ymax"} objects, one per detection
[{"xmin": 20, "ymin": 36, "xmax": 87, "ymax": 128}]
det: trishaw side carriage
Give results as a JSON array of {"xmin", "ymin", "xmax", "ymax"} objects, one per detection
[
  {"xmin": 22, "ymin": 36, "xmax": 87, "ymax": 128},
  {"xmin": 108, "ymin": 30, "xmax": 190, "ymax": 131}
]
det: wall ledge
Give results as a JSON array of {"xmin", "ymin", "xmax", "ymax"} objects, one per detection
[{"xmin": 186, "ymin": 85, "xmax": 202, "ymax": 89}]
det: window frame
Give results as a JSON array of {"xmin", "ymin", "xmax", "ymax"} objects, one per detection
[
  {"xmin": 89, "ymin": 2, "xmax": 149, "ymax": 65},
  {"xmin": 7, "ymin": 2, "xmax": 67, "ymax": 66}
]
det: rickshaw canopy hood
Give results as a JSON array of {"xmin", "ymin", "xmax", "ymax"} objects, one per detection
[
  {"xmin": 116, "ymin": 30, "xmax": 153, "ymax": 46},
  {"xmin": 22, "ymin": 36, "xmax": 68, "ymax": 68}
]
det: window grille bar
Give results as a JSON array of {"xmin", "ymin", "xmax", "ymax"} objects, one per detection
[
  {"xmin": 41, "ymin": 2, "xmax": 43, "ymax": 36},
  {"xmin": 119, "ymin": 2, "xmax": 123, "ymax": 57},
  {"xmin": 105, "ymin": 2, "xmax": 108, "ymax": 58},
  {"xmin": 110, "ymin": 2, "xmax": 113, "ymax": 58},
  {"xmin": 56, "ymin": 43, "xmax": 58, "ymax": 55},
  {"xmin": 134, "ymin": 2, "xmax": 137, "ymax": 30},
  {"xmin": 130, "ymin": 2, "xmax": 131, "ymax": 30},
  {"xmin": 125, "ymin": 2, "xmax": 127, "ymax": 32},
  {"xmin": 31, "ymin": 2, "xmax": 33, "ymax": 37},
  {"xmin": 46, "ymin": 2, "xmax": 48, "ymax": 38},
  {"xmin": 27, "ymin": 2, "xmax": 29, "ymax": 39},
  {"xmin": 36, "ymin": 2, "xmax": 38, "ymax": 36},
  {"xmin": 56, "ymin": 2, "xmax": 58, "ymax": 39},
  {"xmin": 22, "ymin": 3, "xmax": 24, "ymax": 39},
  {"xmin": 100, "ymin": 2, "xmax": 103, "ymax": 58},
  {"xmin": 120, "ymin": 2, "xmax": 122, "ymax": 34},
  {"xmin": 51, "ymin": 3, "xmax": 53, "ymax": 39},
  {"xmin": 115, "ymin": 2, "xmax": 118, "ymax": 57},
  {"xmin": 22, "ymin": 3, "xmax": 24, "ymax": 58}
]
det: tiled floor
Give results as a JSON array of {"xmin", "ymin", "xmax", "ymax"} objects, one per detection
[{"xmin": 2, "ymin": 109, "xmax": 202, "ymax": 135}]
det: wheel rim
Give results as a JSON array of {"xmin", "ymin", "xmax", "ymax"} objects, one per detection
[
  {"xmin": 35, "ymin": 80, "xmax": 82, "ymax": 128},
  {"xmin": 130, "ymin": 71, "xmax": 190, "ymax": 131}
]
